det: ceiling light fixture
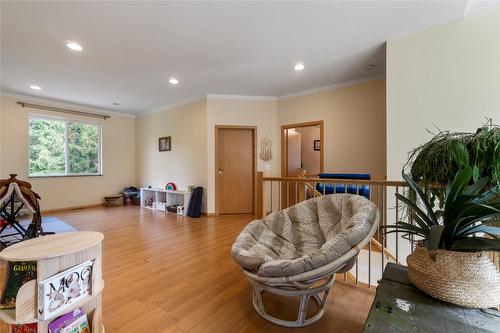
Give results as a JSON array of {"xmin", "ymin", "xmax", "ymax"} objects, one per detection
[
  {"xmin": 364, "ymin": 64, "xmax": 376, "ymax": 71},
  {"xmin": 294, "ymin": 63, "xmax": 305, "ymax": 71},
  {"xmin": 30, "ymin": 85, "xmax": 42, "ymax": 90},
  {"xmin": 169, "ymin": 77, "xmax": 179, "ymax": 85},
  {"xmin": 66, "ymin": 41, "xmax": 83, "ymax": 51}
]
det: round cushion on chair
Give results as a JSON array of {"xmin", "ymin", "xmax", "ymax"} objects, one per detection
[{"xmin": 231, "ymin": 194, "xmax": 377, "ymax": 278}]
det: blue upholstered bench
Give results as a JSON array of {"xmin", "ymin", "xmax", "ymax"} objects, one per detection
[{"xmin": 315, "ymin": 173, "xmax": 371, "ymax": 199}]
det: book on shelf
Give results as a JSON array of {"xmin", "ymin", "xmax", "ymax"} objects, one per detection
[
  {"xmin": 59, "ymin": 313, "xmax": 90, "ymax": 333},
  {"xmin": 0, "ymin": 261, "xmax": 37, "ymax": 309},
  {"xmin": 12, "ymin": 323, "xmax": 37, "ymax": 333},
  {"xmin": 38, "ymin": 260, "xmax": 94, "ymax": 320},
  {"xmin": 48, "ymin": 307, "xmax": 88, "ymax": 333}
]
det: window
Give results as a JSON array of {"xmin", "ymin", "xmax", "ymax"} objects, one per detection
[{"xmin": 29, "ymin": 115, "xmax": 102, "ymax": 177}]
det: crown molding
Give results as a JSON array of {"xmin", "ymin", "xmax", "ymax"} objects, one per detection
[
  {"xmin": 139, "ymin": 96, "xmax": 207, "ymax": 117},
  {"xmin": 206, "ymin": 94, "xmax": 277, "ymax": 101},
  {"xmin": 277, "ymin": 74, "xmax": 386, "ymax": 101},
  {"xmin": 0, "ymin": 91, "xmax": 137, "ymax": 118},
  {"xmin": 3, "ymin": 75, "xmax": 386, "ymax": 118}
]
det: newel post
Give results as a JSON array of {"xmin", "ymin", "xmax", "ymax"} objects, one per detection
[
  {"xmin": 256, "ymin": 171, "xmax": 265, "ymax": 218},
  {"xmin": 298, "ymin": 169, "xmax": 306, "ymax": 202}
]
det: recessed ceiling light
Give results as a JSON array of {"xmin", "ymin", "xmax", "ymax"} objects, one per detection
[
  {"xmin": 112, "ymin": 102, "xmax": 120, "ymax": 106},
  {"xmin": 294, "ymin": 63, "xmax": 305, "ymax": 71},
  {"xmin": 364, "ymin": 64, "xmax": 376, "ymax": 71},
  {"xmin": 169, "ymin": 77, "xmax": 179, "ymax": 85},
  {"xmin": 66, "ymin": 41, "xmax": 83, "ymax": 51},
  {"xmin": 30, "ymin": 85, "xmax": 42, "ymax": 90}
]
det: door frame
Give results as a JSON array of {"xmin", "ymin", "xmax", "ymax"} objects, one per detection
[
  {"xmin": 215, "ymin": 125, "xmax": 257, "ymax": 215},
  {"xmin": 281, "ymin": 120, "xmax": 324, "ymax": 177}
]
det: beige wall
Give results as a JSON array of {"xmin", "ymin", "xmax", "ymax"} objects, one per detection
[
  {"xmin": 0, "ymin": 94, "xmax": 136, "ymax": 211},
  {"xmin": 386, "ymin": 8, "xmax": 500, "ymax": 180},
  {"xmin": 135, "ymin": 99, "xmax": 208, "ymax": 211},
  {"xmin": 296, "ymin": 126, "xmax": 321, "ymax": 175},
  {"xmin": 135, "ymin": 97, "xmax": 279, "ymax": 214},
  {"xmin": 206, "ymin": 98, "xmax": 278, "ymax": 213},
  {"xmin": 0, "ymin": 73, "xmax": 385, "ymax": 213},
  {"xmin": 278, "ymin": 79, "xmax": 387, "ymax": 179}
]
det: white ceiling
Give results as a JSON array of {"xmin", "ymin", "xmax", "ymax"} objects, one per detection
[{"xmin": 1, "ymin": 1, "xmax": 467, "ymax": 115}]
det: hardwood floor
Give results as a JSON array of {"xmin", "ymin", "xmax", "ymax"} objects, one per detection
[{"xmin": 50, "ymin": 206, "xmax": 375, "ymax": 333}]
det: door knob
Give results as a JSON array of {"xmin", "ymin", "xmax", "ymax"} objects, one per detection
[{"xmin": 218, "ymin": 168, "xmax": 224, "ymax": 174}]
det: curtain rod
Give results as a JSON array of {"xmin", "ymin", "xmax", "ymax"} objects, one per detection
[{"xmin": 17, "ymin": 101, "xmax": 110, "ymax": 120}]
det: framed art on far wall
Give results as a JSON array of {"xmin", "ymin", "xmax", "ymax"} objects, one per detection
[
  {"xmin": 314, "ymin": 140, "xmax": 320, "ymax": 151},
  {"xmin": 159, "ymin": 136, "xmax": 171, "ymax": 151}
]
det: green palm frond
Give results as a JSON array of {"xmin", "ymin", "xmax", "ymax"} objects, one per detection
[{"xmin": 384, "ymin": 168, "xmax": 500, "ymax": 252}]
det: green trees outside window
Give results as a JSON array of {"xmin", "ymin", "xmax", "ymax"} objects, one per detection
[
  {"xmin": 29, "ymin": 116, "xmax": 101, "ymax": 176},
  {"xmin": 68, "ymin": 122, "xmax": 99, "ymax": 174}
]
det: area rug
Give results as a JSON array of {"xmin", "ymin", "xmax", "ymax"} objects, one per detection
[{"xmin": 1, "ymin": 216, "xmax": 77, "ymax": 239}]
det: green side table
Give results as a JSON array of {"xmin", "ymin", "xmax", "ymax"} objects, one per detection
[{"xmin": 363, "ymin": 263, "xmax": 500, "ymax": 333}]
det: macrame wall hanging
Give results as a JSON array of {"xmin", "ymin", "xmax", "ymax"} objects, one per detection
[{"xmin": 260, "ymin": 137, "xmax": 272, "ymax": 161}]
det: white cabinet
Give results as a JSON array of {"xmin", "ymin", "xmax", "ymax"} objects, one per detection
[{"xmin": 140, "ymin": 188, "xmax": 191, "ymax": 216}]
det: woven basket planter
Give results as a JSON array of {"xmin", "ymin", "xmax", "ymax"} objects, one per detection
[{"xmin": 407, "ymin": 245, "xmax": 500, "ymax": 308}]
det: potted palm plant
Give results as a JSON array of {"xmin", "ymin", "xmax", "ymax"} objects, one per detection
[
  {"xmin": 385, "ymin": 167, "xmax": 500, "ymax": 308},
  {"xmin": 388, "ymin": 122, "xmax": 500, "ymax": 308}
]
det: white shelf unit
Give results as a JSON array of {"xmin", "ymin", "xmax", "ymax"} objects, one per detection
[{"xmin": 140, "ymin": 188, "xmax": 191, "ymax": 216}]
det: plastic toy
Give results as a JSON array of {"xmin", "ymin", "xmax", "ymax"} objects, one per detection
[{"xmin": 165, "ymin": 182, "xmax": 177, "ymax": 191}]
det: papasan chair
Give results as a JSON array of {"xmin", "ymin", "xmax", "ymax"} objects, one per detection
[{"xmin": 231, "ymin": 194, "xmax": 379, "ymax": 327}]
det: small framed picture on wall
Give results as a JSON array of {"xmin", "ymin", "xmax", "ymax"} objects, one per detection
[
  {"xmin": 159, "ymin": 136, "xmax": 171, "ymax": 152},
  {"xmin": 314, "ymin": 140, "xmax": 320, "ymax": 151}
]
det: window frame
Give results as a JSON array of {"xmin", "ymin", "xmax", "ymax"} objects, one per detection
[{"xmin": 28, "ymin": 114, "xmax": 103, "ymax": 178}]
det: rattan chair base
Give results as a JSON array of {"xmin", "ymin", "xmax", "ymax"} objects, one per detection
[
  {"xmin": 237, "ymin": 210, "xmax": 380, "ymax": 327},
  {"xmin": 248, "ymin": 275, "xmax": 335, "ymax": 327}
]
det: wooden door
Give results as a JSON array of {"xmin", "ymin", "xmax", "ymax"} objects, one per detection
[{"xmin": 216, "ymin": 127, "xmax": 255, "ymax": 214}]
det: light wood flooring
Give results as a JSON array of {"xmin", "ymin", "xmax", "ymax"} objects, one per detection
[{"xmin": 50, "ymin": 206, "xmax": 375, "ymax": 333}]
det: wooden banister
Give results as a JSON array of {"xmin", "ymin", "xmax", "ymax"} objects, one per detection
[
  {"xmin": 263, "ymin": 176, "xmax": 407, "ymax": 187},
  {"xmin": 256, "ymin": 171, "xmax": 264, "ymax": 218},
  {"xmin": 306, "ymin": 181, "xmax": 323, "ymax": 197},
  {"xmin": 370, "ymin": 238, "xmax": 400, "ymax": 265},
  {"xmin": 297, "ymin": 175, "xmax": 322, "ymax": 198}
]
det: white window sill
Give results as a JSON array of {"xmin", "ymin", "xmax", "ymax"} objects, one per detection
[{"xmin": 29, "ymin": 174, "xmax": 104, "ymax": 178}]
